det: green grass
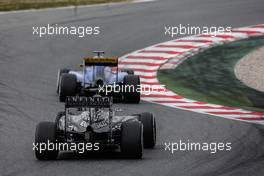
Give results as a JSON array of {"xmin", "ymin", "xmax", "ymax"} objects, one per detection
[
  {"xmin": 158, "ymin": 36, "xmax": 264, "ymax": 112},
  {"xmin": 0, "ymin": 0, "xmax": 126, "ymax": 11}
]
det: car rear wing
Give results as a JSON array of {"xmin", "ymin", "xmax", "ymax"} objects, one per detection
[
  {"xmin": 65, "ymin": 96, "xmax": 113, "ymax": 108},
  {"xmin": 83, "ymin": 57, "xmax": 118, "ymax": 66}
]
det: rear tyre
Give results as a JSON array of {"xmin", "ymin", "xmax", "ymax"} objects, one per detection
[
  {"xmin": 120, "ymin": 121, "xmax": 143, "ymax": 159},
  {"xmin": 121, "ymin": 69, "xmax": 134, "ymax": 75},
  {"xmin": 35, "ymin": 122, "xmax": 59, "ymax": 160},
  {"xmin": 139, "ymin": 112, "xmax": 156, "ymax": 148},
  {"xmin": 123, "ymin": 75, "xmax": 140, "ymax": 104},
  {"xmin": 56, "ymin": 68, "xmax": 70, "ymax": 94},
  {"xmin": 59, "ymin": 73, "xmax": 77, "ymax": 102}
]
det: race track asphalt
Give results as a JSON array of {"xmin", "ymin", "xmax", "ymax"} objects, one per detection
[{"xmin": 1, "ymin": 0, "xmax": 264, "ymax": 175}]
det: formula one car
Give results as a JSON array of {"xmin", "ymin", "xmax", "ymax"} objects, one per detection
[
  {"xmin": 56, "ymin": 51, "xmax": 140, "ymax": 103},
  {"xmin": 34, "ymin": 95, "xmax": 156, "ymax": 160}
]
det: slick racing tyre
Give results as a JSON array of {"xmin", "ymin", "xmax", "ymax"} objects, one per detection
[
  {"xmin": 56, "ymin": 68, "xmax": 70, "ymax": 94},
  {"xmin": 121, "ymin": 121, "xmax": 143, "ymax": 159},
  {"xmin": 138, "ymin": 112, "xmax": 156, "ymax": 148},
  {"xmin": 35, "ymin": 122, "xmax": 59, "ymax": 160},
  {"xmin": 121, "ymin": 69, "xmax": 134, "ymax": 75},
  {"xmin": 59, "ymin": 73, "xmax": 77, "ymax": 102},
  {"xmin": 123, "ymin": 75, "xmax": 140, "ymax": 103}
]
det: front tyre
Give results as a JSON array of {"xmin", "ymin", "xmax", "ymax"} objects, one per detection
[
  {"xmin": 56, "ymin": 68, "xmax": 70, "ymax": 94},
  {"xmin": 35, "ymin": 122, "xmax": 59, "ymax": 160},
  {"xmin": 121, "ymin": 121, "xmax": 143, "ymax": 159},
  {"xmin": 123, "ymin": 75, "xmax": 140, "ymax": 104}
]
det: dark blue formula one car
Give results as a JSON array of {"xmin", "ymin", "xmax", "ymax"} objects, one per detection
[{"xmin": 35, "ymin": 96, "xmax": 156, "ymax": 160}]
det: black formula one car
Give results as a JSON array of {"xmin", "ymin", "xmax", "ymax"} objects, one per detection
[
  {"xmin": 34, "ymin": 95, "xmax": 156, "ymax": 160},
  {"xmin": 56, "ymin": 51, "xmax": 140, "ymax": 103}
]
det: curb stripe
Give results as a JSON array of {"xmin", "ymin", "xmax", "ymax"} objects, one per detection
[
  {"xmin": 126, "ymin": 55, "xmax": 168, "ymax": 60},
  {"xmin": 140, "ymin": 82, "xmax": 161, "ymax": 85},
  {"xmin": 141, "ymin": 94, "xmax": 183, "ymax": 99},
  {"xmin": 231, "ymin": 30, "xmax": 263, "ymax": 35},
  {"xmin": 140, "ymin": 50, "xmax": 183, "ymax": 54},
  {"xmin": 130, "ymin": 69, "xmax": 157, "ymax": 72},
  {"xmin": 119, "ymin": 61, "xmax": 162, "ymax": 66},
  {"xmin": 153, "ymin": 100, "xmax": 190, "ymax": 103},
  {"xmin": 156, "ymin": 44, "xmax": 199, "ymax": 49},
  {"xmin": 178, "ymin": 106, "xmax": 238, "ymax": 110},
  {"xmin": 199, "ymin": 34, "xmax": 236, "ymax": 39},
  {"xmin": 176, "ymin": 39, "xmax": 214, "ymax": 43},
  {"xmin": 207, "ymin": 111, "xmax": 263, "ymax": 116}
]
